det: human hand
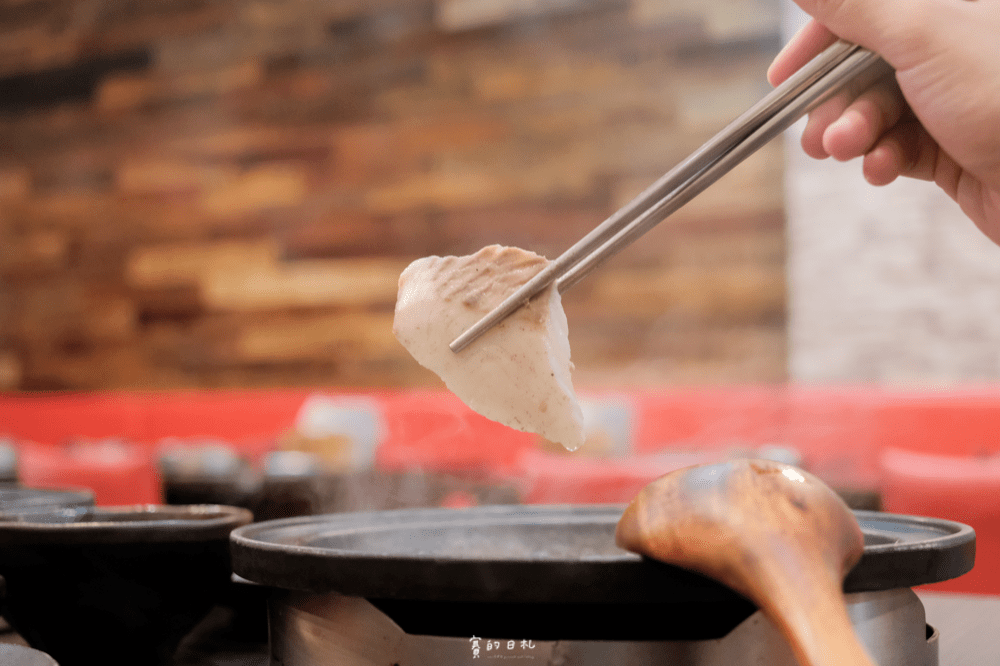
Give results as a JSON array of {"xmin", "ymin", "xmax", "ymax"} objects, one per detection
[{"xmin": 768, "ymin": 0, "xmax": 1000, "ymax": 244}]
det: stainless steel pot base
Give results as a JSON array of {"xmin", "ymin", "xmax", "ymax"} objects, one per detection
[{"xmin": 268, "ymin": 587, "xmax": 937, "ymax": 666}]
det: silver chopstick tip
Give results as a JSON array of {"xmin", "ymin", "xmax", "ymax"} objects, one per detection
[{"xmin": 449, "ymin": 330, "xmax": 475, "ymax": 353}]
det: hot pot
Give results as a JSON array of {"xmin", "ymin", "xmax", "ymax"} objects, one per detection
[
  {"xmin": 0, "ymin": 485, "xmax": 94, "ymax": 516},
  {"xmin": 230, "ymin": 504, "xmax": 974, "ymax": 666},
  {"xmin": 0, "ymin": 504, "xmax": 252, "ymax": 666}
]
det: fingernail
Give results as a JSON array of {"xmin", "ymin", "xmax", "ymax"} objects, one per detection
[{"xmin": 827, "ymin": 115, "xmax": 850, "ymax": 137}]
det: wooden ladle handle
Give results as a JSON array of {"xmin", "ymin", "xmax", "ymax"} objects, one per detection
[
  {"xmin": 743, "ymin": 543, "xmax": 876, "ymax": 666},
  {"xmin": 616, "ymin": 459, "xmax": 877, "ymax": 666}
]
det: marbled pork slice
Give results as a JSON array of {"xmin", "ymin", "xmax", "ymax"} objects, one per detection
[{"xmin": 393, "ymin": 245, "xmax": 585, "ymax": 451}]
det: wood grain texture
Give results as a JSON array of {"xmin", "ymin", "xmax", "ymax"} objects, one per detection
[
  {"xmin": 0, "ymin": 0, "xmax": 785, "ymax": 391},
  {"xmin": 618, "ymin": 460, "xmax": 875, "ymax": 666}
]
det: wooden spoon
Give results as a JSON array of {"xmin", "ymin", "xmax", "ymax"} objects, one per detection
[{"xmin": 616, "ymin": 458, "xmax": 875, "ymax": 666}]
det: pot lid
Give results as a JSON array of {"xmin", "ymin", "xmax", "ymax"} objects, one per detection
[{"xmin": 230, "ymin": 505, "xmax": 974, "ymax": 603}]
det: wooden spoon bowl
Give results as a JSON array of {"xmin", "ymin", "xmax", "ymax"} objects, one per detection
[{"xmin": 616, "ymin": 458, "xmax": 875, "ymax": 666}]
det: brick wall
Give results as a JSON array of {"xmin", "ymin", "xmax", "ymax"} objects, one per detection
[{"xmin": 0, "ymin": 0, "xmax": 784, "ymax": 391}]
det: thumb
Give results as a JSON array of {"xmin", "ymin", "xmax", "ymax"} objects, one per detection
[{"xmin": 789, "ymin": 0, "xmax": 958, "ymax": 72}]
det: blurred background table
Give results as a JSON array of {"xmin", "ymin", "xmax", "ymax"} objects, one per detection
[{"xmin": 920, "ymin": 592, "xmax": 1000, "ymax": 666}]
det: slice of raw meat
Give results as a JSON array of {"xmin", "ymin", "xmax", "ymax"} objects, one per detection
[{"xmin": 394, "ymin": 245, "xmax": 585, "ymax": 451}]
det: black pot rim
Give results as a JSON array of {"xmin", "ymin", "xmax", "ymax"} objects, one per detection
[{"xmin": 0, "ymin": 504, "xmax": 253, "ymax": 544}]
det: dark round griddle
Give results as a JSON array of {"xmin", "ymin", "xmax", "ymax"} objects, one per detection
[{"xmin": 231, "ymin": 504, "xmax": 974, "ymax": 605}]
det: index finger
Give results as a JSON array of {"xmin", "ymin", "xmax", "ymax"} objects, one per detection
[{"xmin": 767, "ymin": 19, "xmax": 839, "ymax": 87}]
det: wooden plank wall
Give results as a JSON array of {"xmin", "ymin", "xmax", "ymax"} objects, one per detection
[{"xmin": 0, "ymin": 0, "xmax": 786, "ymax": 391}]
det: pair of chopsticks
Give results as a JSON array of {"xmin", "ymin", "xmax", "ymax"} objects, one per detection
[{"xmin": 450, "ymin": 40, "xmax": 891, "ymax": 354}]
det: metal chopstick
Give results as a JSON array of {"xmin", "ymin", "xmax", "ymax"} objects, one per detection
[
  {"xmin": 556, "ymin": 46, "xmax": 890, "ymax": 293},
  {"xmin": 450, "ymin": 41, "xmax": 891, "ymax": 354}
]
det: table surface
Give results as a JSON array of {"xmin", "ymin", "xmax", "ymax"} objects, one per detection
[{"xmin": 919, "ymin": 591, "xmax": 1000, "ymax": 666}]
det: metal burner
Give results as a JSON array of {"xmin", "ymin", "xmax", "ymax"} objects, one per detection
[{"xmin": 268, "ymin": 587, "xmax": 937, "ymax": 666}]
